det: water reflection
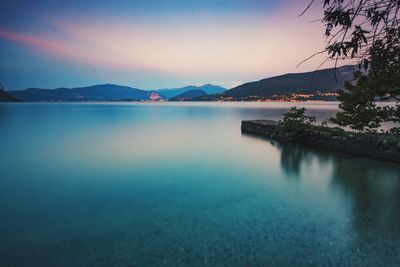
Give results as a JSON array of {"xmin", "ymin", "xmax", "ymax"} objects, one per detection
[
  {"xmin": 280, "ymin": 143, "xmax": 332, "ymax": 176},
  {"xmin": 1, "ymin": 102, "xmax": 399, "ymax": 266},
  {"xmin": 270, "ymin": 136, "xmax": 400, "ymax": 243},
  {"xmin": 0, "ymin": 103, "xmax": 10, "ymax": 123},
  {"xmin": 331, "ymin": 158, "xmax": 400, "ymax": 239},
  {"xmin": 279, "ymin": 144, "xmax": 313, "ymax": 177}
]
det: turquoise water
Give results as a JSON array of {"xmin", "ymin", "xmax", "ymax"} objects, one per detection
[{"xmin": 0, "ymin": 102, "xmax": 400, "ymax": 266}]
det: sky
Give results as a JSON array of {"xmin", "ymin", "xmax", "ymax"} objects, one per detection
[{"xmin": 0, "ymin": 0, "xmax": 349, "ymax": 90}]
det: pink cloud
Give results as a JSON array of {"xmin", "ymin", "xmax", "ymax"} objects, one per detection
[
  {"xmin": 0, "ymin": 27, "xmax": 175, "ymax": 76},
  {"xmin": 0, "ymin": 28, "xmax": 75, "ymax": 58},
  {"xmin": 0, "ymin": 6, "xmax": 353, "ymax": 84}
]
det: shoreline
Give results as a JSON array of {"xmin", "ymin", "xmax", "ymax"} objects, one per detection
[{"xmin": 241, "ymin": 120, "xmax": 400, "ymax": 163}]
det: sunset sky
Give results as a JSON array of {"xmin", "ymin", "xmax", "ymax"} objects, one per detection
[{"xmin": 0, "ymin": 0, "xmax": 349, "ymax": 90}]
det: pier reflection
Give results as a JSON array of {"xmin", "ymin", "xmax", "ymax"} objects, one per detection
[
  {"xmin": 330, "ymin": 158, "xmax": 400, "ymax": 240},
  {"xmin": 276, "ymin": 140, "xmax": 400, "ymax": 241},
  {"xmin": 243, "ymin": 130, "xmax": 400, "ymax": 244}
]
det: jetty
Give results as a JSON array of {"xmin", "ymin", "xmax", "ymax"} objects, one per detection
[{"xmin": 241, "ymin": 120, "xmax": 400, "ymax": 163}]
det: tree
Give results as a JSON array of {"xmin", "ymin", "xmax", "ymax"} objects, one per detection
[
  {"xmin": 278, "ymin": 107, "xmax": 316, "ymax": 140},
  {"xmin": 302, "ymin": 0, "xmax": 400, "ymax": 132},
  {"xmin": 330, "ymin": 72, "xmax": 386, "ymax": 132}
]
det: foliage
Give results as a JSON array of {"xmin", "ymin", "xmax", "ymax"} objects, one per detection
[
  {"xmin": 278, "ymin": 107, "xmax": 316, "ymax": 140},
  {"xmin": 303, "ymin": 0, "xmax": 400, "ymax": 133},
  {"xmin": 330, "ymin": 71, "xmax": 384, "ymax": 132},
  {"xmin": 331, "ymin": 27, "xmax": 400, "ymax": 132},
  {"xmin": 302, "ymin": 0, "xmax": 400, "ymax": 67}
]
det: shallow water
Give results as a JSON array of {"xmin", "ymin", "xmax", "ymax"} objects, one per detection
[{"xmin": 0, "ymin": 102, "xmax": 399, "ymax": 266}]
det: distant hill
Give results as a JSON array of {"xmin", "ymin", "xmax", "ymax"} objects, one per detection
[
  {"xmin": 5, "ymin": 66, "xmax": 356, "ymax": 102},
  {"xmin": 169, "ymin": 89, "xmax": 207, "ymax": 101},
  {"xmin": 7, "ymin": 83, "xmax": 225, "ymax": 102},
  {"xmin": 0, "ymin": 89, "xmax": 19, "ymax": 102},
  {"xmin": 158, "ymin": 84, "xmax": 226, "ymax": 99},
  {"xmin": 190, "ymin": 65, "xmax": 357, "ymax": 101},
  {"xmin": 225, "ymin": 65, "xmax": 356, "ymax": 98},
  {"xmin": 7, "ymin": 84, "xmax": 157, "ymax": 102}
]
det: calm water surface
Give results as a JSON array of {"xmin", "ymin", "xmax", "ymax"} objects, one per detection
[{"xmin": 0, "ymin": 102, "xmax": 399, "ymax": 266}]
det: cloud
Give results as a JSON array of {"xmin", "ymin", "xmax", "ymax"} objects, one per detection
[
  {"xmin": 0, "ymin": 1, "xmax": 354, "ymax": 89},
  {"xmin": 0, "ymin": 26, "xmax": 178, "ymax": 77},
  {"xmin": 0, "ymin": 28, "xmax": 75, "ymax": 58}
]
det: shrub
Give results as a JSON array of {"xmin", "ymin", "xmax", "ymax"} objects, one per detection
[{"xmin": 278, "ymin": 107, "xmax": 316, "ymax": 140}]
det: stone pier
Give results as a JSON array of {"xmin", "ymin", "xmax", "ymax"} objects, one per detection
[{"xmin": 241, "ymin": 120, "xmax": 400, "ymax": 163}]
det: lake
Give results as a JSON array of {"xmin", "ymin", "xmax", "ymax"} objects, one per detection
[{"xmin": 1, "ymin": 102, "xmax": 399, "ymax": 266}]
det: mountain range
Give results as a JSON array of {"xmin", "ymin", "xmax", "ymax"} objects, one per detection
[
  {"xmin": 5, "ymin": 65, "xmax": 357, "ymax": 102},
  {"xmin": 169, "ymin": 89, "xmax": 208, "ymax": 101},
  {"xmin": 7, "ymin": 84, "xmax": 226, "ymax": 102},
  {"xmin": 190, "ymin": 65, "xmax": 357, "ymax": 101},
  {"xmin": 0, "ymin": 90, "xmax": 19, "ymax": 102},
  {"xmin": 158, "ymin": 84, "xmax": 226, "ymax": 99},
  {"xmin": 226, "ymin": 65, "xmax": 355, "ymax": 97}
]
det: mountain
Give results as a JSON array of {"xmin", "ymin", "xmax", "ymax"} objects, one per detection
[
  {"xmin": 7, "ymin": 84, "xmax": 158, "ymax": 102},
  {"xmin": 157, "ymin": 84, "xmax": 226, "ymax": 99},
  {"xmin": 169, "ymin": 89, "xmax": 207, "ymax": 101},
  {"xmin": 5, "ymin": 66, "xmax": 355, "ymax": 102},
  {"xmin": 190, "ymin": 65, "xmax": 357, "ymax": 101},
  {"xmin": 7, "ymin": 83, "xmax": 225, "ymax": 102},
  {"xmin": 0, "ymin": 90, "xmax": 19, "ymax": 102}
]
